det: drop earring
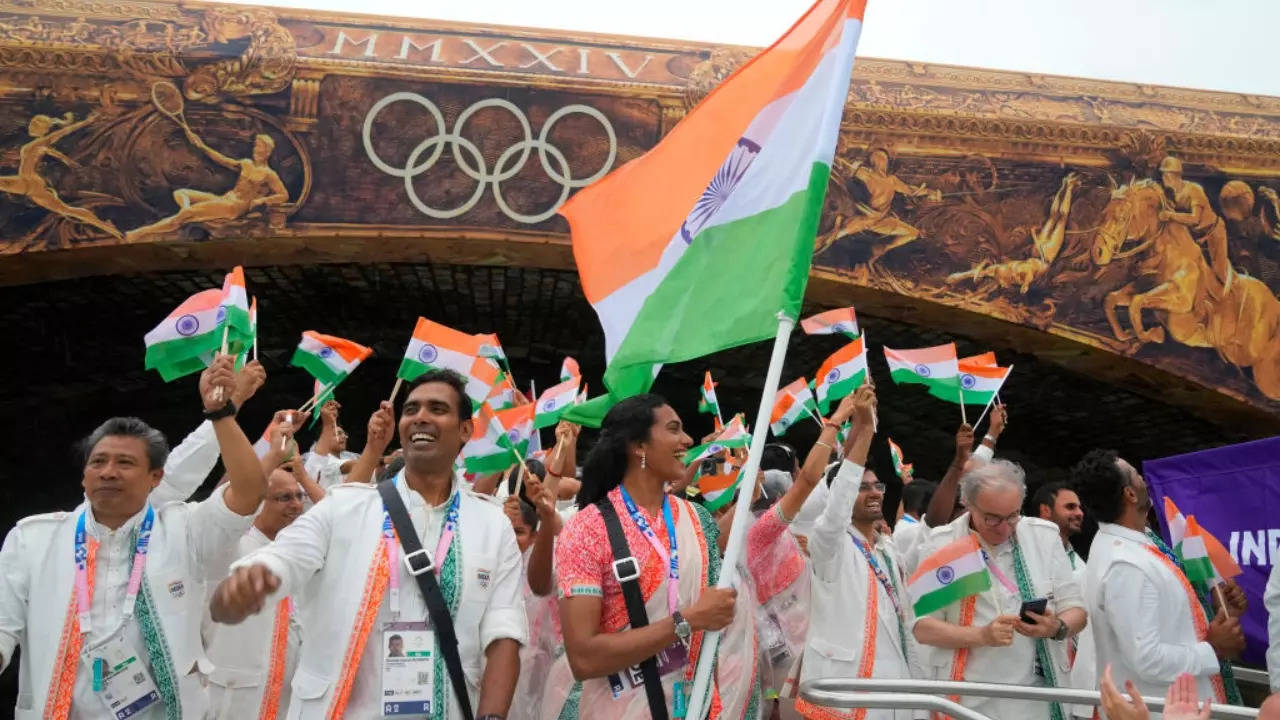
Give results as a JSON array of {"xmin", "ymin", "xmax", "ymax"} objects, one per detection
[{"xmin": 640, "ymin": 451, "xmax": 647, "ymax": 470}]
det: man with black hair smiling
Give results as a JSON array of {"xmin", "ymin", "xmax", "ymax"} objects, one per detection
[
  {"xmin": 1072, "ymin": 449, "xmax": 1245, "ymax": 712},
  {"xmin": 210, "ymin": 370, "xmax": 528, "ymax": 719}
]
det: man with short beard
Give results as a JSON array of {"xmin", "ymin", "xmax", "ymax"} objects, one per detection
[
  {"xmin": 798, "ymin": 385, "xmax": 921, "ymax": 719},
  {"xmin": 204, "ymin": 455, "xmax": 311, "ymax": 718},
  {"xmin": 1032, "ymin": 482, "xmax": 1085, "ymax": 579},
  {"xmin": 210, "ymin": 370, "xmax": 527, "ymax": 719},
  {"xmin": 1073, "ymin": 449, "xmax": 1246, "ymax": 711},
  {"xmin": 0, "ymin": 355, "xmax": 266, "ymax": 719}
]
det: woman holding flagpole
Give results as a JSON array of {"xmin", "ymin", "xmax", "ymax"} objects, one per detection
[{"xmin": 555, "ymin": 394, "xmax": 760, "ymax": 720}]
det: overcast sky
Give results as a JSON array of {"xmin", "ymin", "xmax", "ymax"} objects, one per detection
[{"xmin": 229, "ymin": 0, "xmax": 1278, "ymax": 96}]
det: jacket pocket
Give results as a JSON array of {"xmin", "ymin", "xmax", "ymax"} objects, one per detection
[
  {"xmin": 285, "ymin": 667, "xmax": 333, "ymax": 720},
  {"xmin": 808, "ymin": 635, "xmax": 859, "ymax": 662},
  {"xmin": 208, "ymin": 664, "xmax": 263, "ymax": 689}
]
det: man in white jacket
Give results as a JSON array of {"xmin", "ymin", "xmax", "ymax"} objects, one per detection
[
  {"xmin": 1073, "ymin": 449, "xmax": 1245, "ymax": 710},
  {"xmin": 0, "ymin": 355, "xmax": 267, "ymax": 720},
  {"xmin": 210, "ymin": 370, "xmax": 528, "ymax": 719},
  {"xmin": 912, "ymin": 459, "xmax": 1087, "ymax": 720},
  {"xmin": 799, "ymin": 385, "xmax": 921, "ymax": 720}
]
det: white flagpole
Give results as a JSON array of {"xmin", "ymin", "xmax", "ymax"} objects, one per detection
[
  {"xmin": 973, "ymin": 365, "xmax": 1013, "ymax": 429},
  {"xmin": 686, "ymin": 313, "xmax": 794, "ymax": 720}
]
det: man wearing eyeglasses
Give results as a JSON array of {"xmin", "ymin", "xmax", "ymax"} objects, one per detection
[
  {"xmin": 913, "ymin": 460, "xmax": 1087, "ymax": 720},
  {"xmin": 799, "ymin": 385, "xmax": 922, "ymax": 719},
  {"xmin": 203, "ymin": 456, "xmax": 313, "ymax": 718}
]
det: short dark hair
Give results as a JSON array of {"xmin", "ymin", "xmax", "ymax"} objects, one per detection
[
  {"xmin": 1031, "ymin": 481, "xmax": 1071, "ymax": 516},
  {"xmin": 406, "ymin": 370, "xmax": 473, "ymax": 420},
  {"xmin": 902, "ymin": 480, "xmax": 937, "ymax": 517},
  {"xmin": 761, "ymin": 443, "xmax": 798, "ymax": 473},
  {"xmin": 1071, "ymin": 449, "xmax": 1128, "ymax": 524},
  {"xmin": 81, "ymin": 417, "xmax": 168, "ymax": 471}
]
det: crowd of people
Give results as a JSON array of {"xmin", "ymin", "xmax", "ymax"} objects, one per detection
[{"xmin": 1, "ymin": 355, "xmax": 1278, "ymax": 720}]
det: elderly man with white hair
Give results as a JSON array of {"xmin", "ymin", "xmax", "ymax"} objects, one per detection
[{"xmin": 912, "ymin": 458, "xmax": 1087, "ymax": 720}]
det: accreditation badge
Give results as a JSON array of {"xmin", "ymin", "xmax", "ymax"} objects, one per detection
[
  {"xmin": 84, "ymin": 631, "xmax": 160, "ymax": 719},
  {"xmin": 381, "ymin": 621, "xmax": 435, "ymax": 716},
  {"xmin": 606, "ymin": 640, "xmax": 689, "ymax": 699}
]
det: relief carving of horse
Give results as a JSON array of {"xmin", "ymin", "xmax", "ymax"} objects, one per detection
[{"xmin": 1092, "ymin": 179, "xmax": 1280, "ymax": 399}]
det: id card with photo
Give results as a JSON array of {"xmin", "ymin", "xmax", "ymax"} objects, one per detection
[
  {"xmin": 381, "ymin": 621, "xmax": 435, "ymax": 717},
  {"xmin": 85, "ymin": 632, "xmax": 160, "ymax": 720}
]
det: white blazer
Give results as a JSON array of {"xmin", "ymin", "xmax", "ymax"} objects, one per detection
[
  {"xmin": 230, "ymin": 479, "xmax": 528, "ymax": 719},
  {"xmin": 0, "ymin": 485, "xmax": 252, "ymax": 719}
]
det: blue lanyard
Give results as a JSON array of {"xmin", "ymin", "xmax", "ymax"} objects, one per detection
[
  {"xmin": 619, "ymin": 487, "xmax": 680, "ymax": 614},
  {"xmin": 852, "ymin": 534, "xmax": 904, "ymax": 619}
]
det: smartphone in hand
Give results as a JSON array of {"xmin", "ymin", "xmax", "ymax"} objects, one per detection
[{"xmin": 1019, "ymin": 598, "xmax": 1048, "ymax": 623}]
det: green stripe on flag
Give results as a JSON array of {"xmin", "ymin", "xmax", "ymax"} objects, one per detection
[
  {"xmin": 397, "ymin": 357, "xmax": 432, "ymax": 382},
  {"xmin": 702, "ymin": 475, "xmax": 742, "ymax": 513},
  {"xmin": 912, "ymin": 570, "xmax": 992, "ymax": 617},
  {"xmin": 291, "ymin": 349, "xmax": 348, "ymax": 386}
]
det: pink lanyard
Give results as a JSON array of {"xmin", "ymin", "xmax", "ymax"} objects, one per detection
[
  {"xmin": 981, "ymin": 548, "xmax": 1020, "ymax": 596},
  {"xmin": 74, "ymin": 505, "xmax": 154, "ymax": 634},
  {"xmin": 383, "ymin": 485, "xmax": 460, "ymax": 616}
]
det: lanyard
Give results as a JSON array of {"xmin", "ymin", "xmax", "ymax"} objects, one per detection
[
  {"xmin": 74, "ymin": 504, "xmax": 155, "ymax": 635},
  {"xmin": 618, "ymin": 487, "xmax": 680, "ymax": 615},
  {"xmin": 981, "ymin": 547, "xmax": 1020, "ymax": 596},
  {"xmin": 852, "ymin": 535, "xmax": 904, "ymax": 620},
  {"xmin": 899, "ymin": 515, "xmax": 917, "ymax": 525},
  {"xmin": 382, "ymin": 477, "xmax": 461, "ymax": 616}
]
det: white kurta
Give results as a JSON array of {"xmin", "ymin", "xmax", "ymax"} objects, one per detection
[
  {"xmin": 802, "ymin": 459, "xmax": 918, "ymax": 720},
  {"xmin": 1268, "ymin": 560, "xmax": 1280, "ymax": 692},
  {"xmin": 203, "ymin": 527, "xmax": 300, "ymax": 719},
  {"xmin": 231, "ymin": 476, "xmax": 528, "ymax": 719},
  {"xmin": 892, "ymin": 516, "xmax": 925, "ymax": 576},
  {"xmin": 0, "ymin": 485, "xmax": 252, "ymax": 720},
  {"xmin": 1083, "ymin": 523, "xmax": 1221, "ymax": 711},
  {"xmin": 913, "ymin": 513, "xmax": 1083, "ymax": 720}
]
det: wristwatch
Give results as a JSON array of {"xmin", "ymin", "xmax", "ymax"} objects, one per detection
[
  {"xmin": 672, "ymin": 610, "xmax": 693, "ymax": 647},
  {"xmin": 202, "ymin": 400, "xmax": 238, "ymax": 421},
  {"xmin": 1052, "ymin": 618, "xmax": 1070, "ymax": 642}
]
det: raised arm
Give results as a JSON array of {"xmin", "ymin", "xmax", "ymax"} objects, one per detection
[
  {"xmin": 311, "ymin": 401, "xmax": 341, "ymax": 457},
  {"xmin": 201, "ymin": 355, "xmax": 267, "ymax": 516},
  {"xmin": 184, "ymin": 126, "xmax": 239, "ymax": 170},
  {"xmin": 287, "ymin": 453, "xmax": 325, "ymax": 504},
  {"xmin": 346, "ymin": 401, "xmax": 395, "ymax": 485},
  {"xmin": 924, "ymin": 424, "xmax": 974, "ymax": 528},
  {"xmin": 524, "ymin": 474, "xmax": 561, "ymax": 597},
  {"xmin": 777, "ymin": 394, "xmax": 854, "ymax": 521},
  {"xmin": 811, "ymin": 387, "xmax": 876, "ymax": 579}
]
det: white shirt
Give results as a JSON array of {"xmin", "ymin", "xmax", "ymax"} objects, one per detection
[
  {"xmin": 1084, "ymin": 523, "xmax": 1220, "ymax": 706},
  {"xmin": 892, "ymin": 515, "xmax": 924, "ymax": 570},
  {"xmin": 231, "ymin": 475, "xmax": 528, "ymax": 719},
  {"xmin": 204, "ymin": 527, "xmax": 301, "ymax": 719},
  {"xmin": 1267, "ymin": 561, "xmax": 1280, "ymax": 691}
]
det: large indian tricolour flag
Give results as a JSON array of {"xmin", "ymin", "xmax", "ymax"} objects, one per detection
[{"xmin": 563, "ymin": 0, "xmax": 867, "ymax": 424}]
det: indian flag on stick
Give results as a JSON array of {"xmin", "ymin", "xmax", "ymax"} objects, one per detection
[
  {"xmin": 700, "ymin": 470, "xmax": 742, "ymax": 513},
  {"xmin": 561, "ymin": 357, "xmax": 580, "ymax": 383},
  {"xmin": 929, "ymin": 359, "xmax": 1011, "ymax": 405},
  {"xmin": 698, "ymin": 372, "xmax": 722, "ymax": 419},
  {"xmin": 907, "ymin": 534, "xmax": 992, "ymax": 617},
  {"xmin": 474, "ymin": 333, "xmax": 507, "ymax": 364},
  {"xmin": 961, "ymin": 351, "xmax": 997, "ymax": 367},
  {"xmin": 885, "ymin": 343, "xmax": 959, "ymax": 390},
  {"xmin": 291, "ymin": 331, "xmax": 372, "ymax": 386},
  {"xmin": 814, "ymin": 335, "xmax": 868, "ymax": 413},
  {"xmin": 1180, "ymin": 516, "xmax": 1219, "ymax": 585},
  {"xmin": 1164, "ymin": 499, "xmax": 1242, "ymax": 582},
  {"xmin": 801, "ymin": 306, "xmax": 858, "ymax": 338},
  {"xmin": 684, "ymin": 415, "xmax": 750, "ymax": 465},
  {"xmin": 770, "ymin": 376, "xmax": 819, "ymax": 436},
  {"xmin": 397, "ymin": 317, "xmax": 497, "ymax": 403},
  {"xmin": 888, "ymin": 437, "xmax": 912, "ymax": 480},
  {"xmin": 561, "ymin": 0, "xmax": 866, "ymax": 426},
  {"xmin": 534, "ymin": 377, "xmax": 581, "ymax": 429},
  {"xmin": 144, "ymin": 288, "xmax": 225, "ymax": 381},
  {"xmin": 464, "ymin": 405, "xmax": 534, "ymax": 474},
  {"xmin": 218, "ymin": 266, "xmax": 253, "ymax": 351}
]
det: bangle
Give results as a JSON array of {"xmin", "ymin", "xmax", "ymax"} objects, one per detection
[
  {"xmin": 983, "ymin": 434, "xmax": 996, "ymax": 444},
  {"xmin": 814, "ymin": 440, "xmax": 836, "ymax": 453},
  {"xmin": 822, "ymin": 420, "xmax": 841, "ymax": 432}
]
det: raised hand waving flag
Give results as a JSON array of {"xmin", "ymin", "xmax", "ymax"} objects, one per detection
[
  {"xmin": 801, "ymin": 306, "xmax": 859, "ymax": 338},
  {"xmin": 144, "ymin": 288, "xmax": 225, "ymax": 381},
  {"xmin": 814, "ymin": 335, "xmax": 868, "ymax": 413},
  {"xmin": 930, "ymin": 357, "xmax": 1011, "ymax": 405},
  {"xmin": 562, "ymin": 0, "xmax": 865, "ymax": 425},
  {"xmin": 534, "ymin": 376, "xmax": 582, "ymax": 429},
  {"xmin": 770, "ymin": 376, "xmax": 819, "ymax": 436},
  {"xmin": 684, "ymin": 415, "xmax": 750, "ymax": 466}
]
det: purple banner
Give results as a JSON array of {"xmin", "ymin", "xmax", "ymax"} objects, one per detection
[{"xmin": 1145, "ymin": 435, "xmax": 1280, "ymax": 667}]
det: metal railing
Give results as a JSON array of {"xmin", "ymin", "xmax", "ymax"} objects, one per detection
[
  {"xmin": 799, "ymin": 678, "xmax": 1260, "ymax": 720},
  {"xmin": 1231, "ymin": 666, "xmax": 1271, "ymax": 691}
]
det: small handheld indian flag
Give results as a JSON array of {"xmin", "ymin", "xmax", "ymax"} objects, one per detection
[
  {"xmin": 813, "ymin": 335, "xmax": 868, "ymax": 413},
  {"xmin": 463, "ymin": 404, "xmax": 534, "ymax": 474},
  {"xmin": 218, "ymin": 266, "xmax": 253, "ymax": 350},
  {"xmin": 885, "ymin": 343, "xmax": 959, "ymax": 390},
  {"xmin": 291, "ymin": 331, "xmax": 372, "ymax": 386},
  {"xmin": 397, "ymin": 317, "xmax": 499, "ymax": 403},
  {"xmin": 684, "ymin": 415, "xmax": 750, "ymax": 465},
  {"xmin": 801, "ymin": 306, "xmax": 859, "ymax": 338},
  {"xmin": 1179, "ymin": 516, "xmax": 1219, "ymax": 585},
  {"xmin": 961, "ymin": 351, "xmax": 997, "ymax": 367},
  {"xmin": 930, "ymin": 358, "xmax": 1011, "ymax": 406},
  {"xmin": 534, "ymin": 376, "xmax": 582, "ymax": 429},
  {"xmin": 474, "ymin": 333, "xmax": 507, "ymax": 363},
  {"xmin": 888, "ymin": 438, "xmax": 912, "ymax": 480},
  {"xmin": 1165, "ymin": 499, "xmax": 1242, "ymax": 582},
  {"xmin": 699, "ymin": 469, "xmax": 742, "ymax": 513},
  {"xmin": 486, "ymin": 373, "xmax": 520, "ymax": 411},
  {"xmin": 698, "ymin": 371, "xmax": 722, "ymax": 420},
  {"xmin": 144, "ymin": 288, "xmax": 227, "ymax": 381},
  {"xmin": 770, "ymin": 377, "xmax": 819, "ymax": 436},
  {"xmin": 907, "ymin": 534, "xmax": 992, "ymax": 617},
  {"xmin": 560, "ymin": 356, "xmax": 580, "ymax": 383}
]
